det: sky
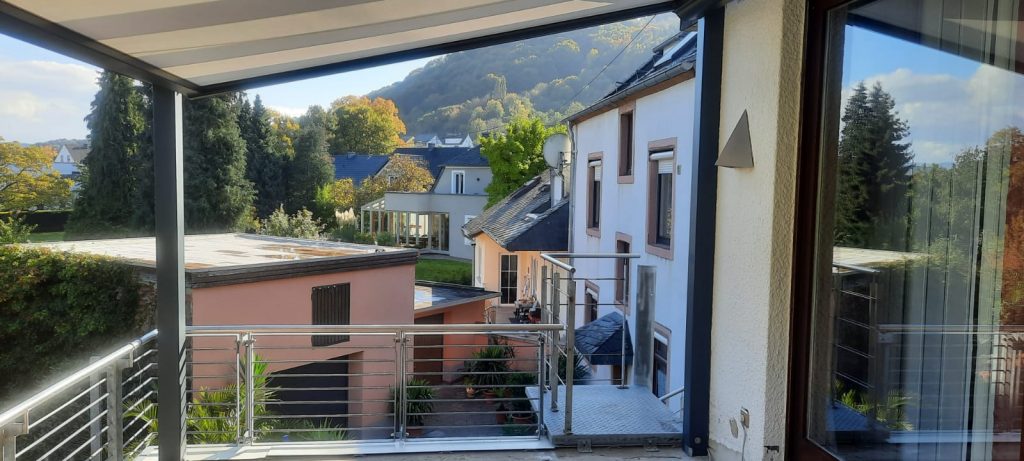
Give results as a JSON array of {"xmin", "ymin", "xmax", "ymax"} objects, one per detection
[
  {"xmin": 0, "ymin": 32, "xmax": 435, "ymax": 143},
  {"xmin": 1, "ymin": 25, "xmax": 1021, "ymax": 164}
]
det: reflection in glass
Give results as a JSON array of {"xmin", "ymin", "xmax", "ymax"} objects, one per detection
[{"xmin": 808, "ymin": 0, "xmax": 1024, "ymax": 459}]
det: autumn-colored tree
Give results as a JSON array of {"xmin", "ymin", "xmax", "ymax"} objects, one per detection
[
  {"xmin": 355, "ymin": 155, "xmax": 433, "ymax": 209},
  {"xmin": 0, "ymin": 140, "xmax": 72, "ymax": 211},
  {"xmin": 267, "ymin": 109, "xmax": 300, "ymax": 159},
  {"xmin": 313, "ymin": 178, "xmax": 356, "ymax": 225},
  {"xmin": 329, "ymin": 96, "xmax": 407, "ymax": 154},
  {"xmin": 479, "ymin": 117, "xmax": 565, "ymax": 207}
]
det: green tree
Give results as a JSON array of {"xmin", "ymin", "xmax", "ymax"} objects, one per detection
[
  {"xmin": 354, "ymin": 155, "xmax": 434, "ymax": 209},
  {"xmin": 183, "ymin": 94, "xmax": 254, "ymax": 231},
  {"xmin": 0, "ymin": 140, "xmax": 72, "ymax": 211},
  {"xmin": 287, "ymin": 106, "xmax": 334, "ymax": 212},
  {"xmin": 479, "ymin": 117, "xmax": 565, "ymax": 207},
  {"xmin": 240, "ymin": 95, "xmax": 289, "ymax": 218},
  {"xmin": 131, "ymin": 83, "xmax": 156, "ymax": 231},
  {"xmin": 66, "ymin": 71, "xmax": 146, "ymax": 237},
  {"xmin": 834, "ymin": 82, "xmax": 914, "ymax": 248},
  {"xmin": 329, "ymin": 96, "xmax": 407, "ymax": 154}
]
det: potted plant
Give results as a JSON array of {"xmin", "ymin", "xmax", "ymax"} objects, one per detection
[
  {"xmin": 390, "ymin": 378, "xmax": 435, "ymax": 437},
  {"xmin": 463, "ymin": 345, "xmax": 512, "ymax": 399},
  {"xmin": 493, "ymin": 387, "xmax": 511, "ymax": 425}
]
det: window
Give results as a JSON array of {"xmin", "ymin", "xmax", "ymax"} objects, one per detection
[
  {"xmin": 585, "ymin": 286, "xmax": 598, "ymax": 324},
  {"xmin": 801, "ymin": 0, "xmax": 1024, "ymax": 458},
  {"xmin": 618, "ymin": 110, "xmax": 634, "ymax": 179},
  {"xmin": 652, "ymin": 336, "xmax": 668, "ymax": 398},
  {"xmin": 311, "ymin": 283, "xmax": 350, "ymax": 346},
  {"xmin": 586, "ymin": 155, "xmax": 602, "ymax": 235},
  {"xmin": 451, "ymin": 170, "xmax": 466, "ymax": 194},
  {"xmin": 615, "ymin": 237, "xmax": 631, "ymax": 306},
  {"xmin": 647, "ymin": 146, "xmax": 674, "ymax": 256},
  {"xmin": 499, "ymin": 254, "xmax": 518, "ymax": 304}
]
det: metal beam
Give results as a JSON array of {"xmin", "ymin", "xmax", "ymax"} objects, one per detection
[
  {"xmin": 0, "ymin": 3, "xmax": 200, "ymax": 96},
  {"xmin": 680, "ymin": 6, "xmax": 724, "ymax": 457},
  {"xmin": 153, "ymin": 85, "xmax": 186, "ymax": 461}
]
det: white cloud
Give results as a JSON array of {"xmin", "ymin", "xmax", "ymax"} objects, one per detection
[
  {"xmin": 850, "ymin": 65, "xmax": 1024, "ymax": 165},
  {"xmin": 267, "ymin": 105, "xmax": 306, "ymax": 118},
  {"xmin": 0, "ymin": 59, "xmax": 98, "ymax": 143}
]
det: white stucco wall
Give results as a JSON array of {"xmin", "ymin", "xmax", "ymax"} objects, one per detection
[
  {"xmin": 708, "ymin": 0, "xmax": 805, "ymax": 459},
  {"xmin": 433, "ymin": 166, "xmax": 492, "ymax": 195},
  {"xmin": 570, "ymin": 79, "xmax": 697, "ymax": 414}
]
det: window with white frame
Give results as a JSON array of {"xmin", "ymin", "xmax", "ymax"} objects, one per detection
[
  {"xmin": 648, "ymin": 148, "xmax": 674, "ymax": 250},
  {"xmin": 499, "ymin": 254, "xmax": 518, "ymax": 304},
  {"xmin": 452, "ymin": 170, "xmax": 466, "ymax": 194}
]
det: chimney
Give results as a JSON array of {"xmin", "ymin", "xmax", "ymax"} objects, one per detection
[{"xmin": 550, "ymin": 171, "xmax": 563, "ymax": 207}]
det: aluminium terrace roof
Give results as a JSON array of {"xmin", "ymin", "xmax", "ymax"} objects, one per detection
[{"xmin": 0, "ymin": 0, "xmax": 685, "ymax": 97}]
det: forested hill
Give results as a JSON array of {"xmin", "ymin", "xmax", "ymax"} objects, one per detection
[{"xmin": 368, "ymin": 14, "xmax": 679, "ymax": 137}]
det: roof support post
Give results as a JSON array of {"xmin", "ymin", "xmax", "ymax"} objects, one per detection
[
  {"xmin": 680, "ymin": 5, "xmax": 724, "ymax": 458},
  {"xmin": 153, "ymin": 85, "xmax": 187, "ymax": 461}
]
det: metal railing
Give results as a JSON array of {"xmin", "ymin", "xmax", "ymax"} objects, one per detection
[
  {"xmin": 539, "ymin": 252, "xmax": 640, "ymax": 435},
  {"xmin": 0, "ymin": 330, "xmax": 158, "ymax": 461},
  {"xmin": 1, "ymin": 323, "xmax": 562, "ymax": 460}
]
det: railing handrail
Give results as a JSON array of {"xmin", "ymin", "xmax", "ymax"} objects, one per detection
[
  {"xmin": 877, "ymin": 324, "xmax": 1024, "ymax": 334},
  {"xmin": 186, "ymin": 323, "xmax": 564, "ymax": 335},
  {"xmin": 659, "ymin": 386, "xmax": 686, "ymax": 403},
  {"xmin": 0, "ymin": 329, "xmax": 158, "ymax": 429},
  {"xmin": 541, "ymin": 252, "xmax": 642, "ymax": 275}
]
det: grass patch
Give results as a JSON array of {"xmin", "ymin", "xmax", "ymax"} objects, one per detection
[
  {"xmin": 416, "ymin": 258, "xmax": 472, "ymax": 285},
  {"xmin": 27, "ymin": 231, "xmax": 65, "ymax": 242}
]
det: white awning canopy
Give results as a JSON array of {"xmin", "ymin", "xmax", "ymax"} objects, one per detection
[{"xmin": 0, "ymin": 0, "xmax": 683, "ymax": 96}]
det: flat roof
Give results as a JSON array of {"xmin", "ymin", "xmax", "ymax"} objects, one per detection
[
  {"xmin": 414, "ymin": 282, "xmax": 499, "ymax": 315},
  {"xmin": 32, "ymin": 233, "xmax": 418, "ymax": 287}
]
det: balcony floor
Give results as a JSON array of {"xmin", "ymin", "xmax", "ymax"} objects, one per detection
[{"xmin": 527, "ymin": 385, "xmax": 683, "ymax": 447}]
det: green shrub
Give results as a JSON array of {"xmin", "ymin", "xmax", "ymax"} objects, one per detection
[
  {"xmin": 0, "ymin": 246, "xmax": 151, "ymax": 404},
  {"xmin": 260, "ymin": 206, "xmax": 324, "ymax": 240},
  {"xmin": 0, "ymin": 215, "xmax": 36, "ymax": 243},
  {"xmin": 390, "ymin": 378, "xmax": 435, "ymax": 428},
  {"xmin": 329, "ymin": 223, "xmax": 357, "ymax": 242}
]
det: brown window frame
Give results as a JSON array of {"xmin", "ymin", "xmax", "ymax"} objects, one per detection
[
  {"xmin": 614, "ymin": 233, "xmax": 632, "ymax": 309},
  {"xmin": 586, "ymin": 152, "xmax": 603, "ymax": 237},
  {"xmin": 618, "ymin": 103, "xmax": 635, "ymax": 182},
  {"xmin": 652, "ymin": 323, "xmax": 671, "ymax": 398},
  {"xmin": 646, "ymin": 138, "xmax": 676, "ymax": 259},
  {"xmin": 584, "ymin": 282, "xmax": 599, "ymax": 324},
  {"xmin": 311, "ymin": 283, "xmax": 351, "ymax": 346}
]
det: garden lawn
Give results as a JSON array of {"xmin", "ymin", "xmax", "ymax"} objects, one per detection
[
  {"xmin": 416, "ymin": 258, "xmax": 472, "ymax": 285},
  {"xmin": 27, "ymin": 231, "xmax": 65, "ymax": 242}
]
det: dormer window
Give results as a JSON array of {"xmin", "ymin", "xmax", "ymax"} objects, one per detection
[{"xmin": 452, "ymin": 170, "xmax": 466, "ymax": 194}]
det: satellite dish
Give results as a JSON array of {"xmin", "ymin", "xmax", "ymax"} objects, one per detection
[{"xmin": 542, "ymin": 133, "xmax": 571, "ymax": 169}]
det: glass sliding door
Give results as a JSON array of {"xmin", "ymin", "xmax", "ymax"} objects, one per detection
[{"xmin": 806, "ymin": 0, "xmax": 1024, "ymax": 459}]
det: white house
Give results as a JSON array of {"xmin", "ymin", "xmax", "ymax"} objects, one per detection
[
  {"xmin": 359, "ymin": 146, "xmax": 492, "ymax": 260},
  {"xmin": 52, "ymin": 144, "xmax": 88, "ymax": 179},
  {"xmin": 566, "ymin": 31, "xmax": 698, "ymax": 412}
]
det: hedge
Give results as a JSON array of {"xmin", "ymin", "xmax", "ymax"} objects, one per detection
[
  {"xmin": 0, "ymin": 246, "xmax": 154, "ymax": 406},
  {"xmin": 0, "ymin": 210, "xmax": 71, "ymax": 233}
]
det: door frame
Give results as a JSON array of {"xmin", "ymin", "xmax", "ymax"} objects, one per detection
[{"xmin": 787, "ymin": 0, "xmax": 856, "ymax": 458}]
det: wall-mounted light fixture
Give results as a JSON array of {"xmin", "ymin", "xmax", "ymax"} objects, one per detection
[{"xmin": 716, "ymin": 110, "xmax": 753, "ymax": 169}]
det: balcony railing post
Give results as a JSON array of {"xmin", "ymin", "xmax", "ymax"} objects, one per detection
[
  {"xmin": 620, "ymin": 261, "xmax": 629, "ymax": 389},
  {"xmin": 243, "ymin": 333, "xmax": 256, "ymax": 444},
  {"xmin": 1, "ymin": 417, "xmax": 26, "ymax": 461},
  {"xmin": 395, "ymin": 332, "xmax": 407, "ymax": 441},
  {"xmin": 89, "ymin": 356, "xmax": 103, "ymax": 461},
  {"xmin": 564, "ymin": 279, "xmax": 576, "ymax": 435},
  {"xmin": 549, "ymin": 270, "xmax": 561, "ymax": 412},
  {"xmin": 106, "ymin": 357, "xmax": 130, "ymax": 461},
  {"xmin": 536, "ymin": 333, "xmax": 545, "ymax": 437},
  {"xmin": 235, "ymin": 334, "xmax": 243, "ymax": 444}
]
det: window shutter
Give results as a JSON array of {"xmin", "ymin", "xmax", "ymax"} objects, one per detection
[
  {"xmin": 311, "ymin": 283, "xmax": 350, "ymax": 346},
  {"xmin": 657, "ymin": 159, "xmax": 673, "ymax": 174}
]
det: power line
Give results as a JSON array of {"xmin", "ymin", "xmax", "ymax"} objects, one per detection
[{"xmin": 466, "ymin": 15, "xmax": 658, "ymax": 137}]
